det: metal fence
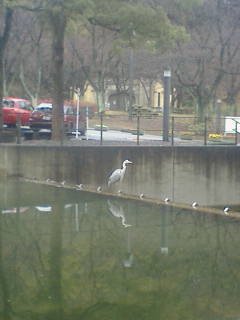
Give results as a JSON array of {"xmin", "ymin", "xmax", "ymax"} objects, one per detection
[
  {"xmin": 1, "ymin": 113, "xmax": 239, "ymax": 146},
  {"xmin": 87, "ymin": 113, "xmax": 239, "ymax": 146}
]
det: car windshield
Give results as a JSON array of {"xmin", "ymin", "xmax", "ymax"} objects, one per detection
[
  {"xmin": 19, "ymin": 101, "xmax": 33, "ymax": 110},
  {"xmin": 34, "ymin": 104, "xmax": 81, "ymax": 115},
  {"xmin": 35, "ymin": 104, "xmax": 52, "ymax": 111},
  {"xmin": 3, "ymin": 100, "xmax": 14, "ymax": 107}
]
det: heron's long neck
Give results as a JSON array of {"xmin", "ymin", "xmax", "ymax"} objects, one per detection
[
  {"xmin": 120, "ymin": 166, "xmax": 127, "ymax": 182},
  {"xmin": 122, "ymin": 162, "xmax": 127, "ymax": 169}
]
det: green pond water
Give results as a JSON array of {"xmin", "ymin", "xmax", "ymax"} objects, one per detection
[{"xmin": 0, "ymin": 179, "xmax": 240, "ymax": 320}]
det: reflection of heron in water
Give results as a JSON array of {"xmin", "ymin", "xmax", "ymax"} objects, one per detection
[{"xmin": 107, "ymin": 200, "xmax": 131, "ymax": 228}]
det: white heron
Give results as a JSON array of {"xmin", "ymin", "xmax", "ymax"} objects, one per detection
[{"xmin": 108, "ymin": 160, "xmax": 133, "ymax": 187}]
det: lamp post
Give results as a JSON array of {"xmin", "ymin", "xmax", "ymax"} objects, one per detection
[
  {"xmin": 74, "ymin": 88, "xmax": 80, "ymax": 139},
  {"xmin": 216, "ymin": 99, "xmax": 222, "ymax": 134},
  {"xmin": 163, "ymin": 68, "xmax": 171, "ymax": 141},
  {"xmin": 128, "ymin": 48, "xmax": 134, "ymax": 120}
]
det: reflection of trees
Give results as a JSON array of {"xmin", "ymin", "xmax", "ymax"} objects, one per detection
[
  {"xmin": 1, "ymin": 192, "xmax": 240, "ymax": 318},
  {"xmin": 48, "ymin": 203, "xmax": 63, "ymax": 319},
  {"xmin": 0, "ymin": 213, "xmax": 12, "ymax": 319}
]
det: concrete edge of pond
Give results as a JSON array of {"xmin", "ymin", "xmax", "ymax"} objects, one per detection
[{"xmin": 23, "ymin": 178, "xmax": 240, "ymax": 220}]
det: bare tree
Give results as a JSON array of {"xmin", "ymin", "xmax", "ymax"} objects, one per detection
[
  {"xmin": 0, "ymin": 6, "xmax": 13, "ymax": 129},
  {"xmin": 168, "ymin": 0, "xmax": 240, "ymax": 118}
]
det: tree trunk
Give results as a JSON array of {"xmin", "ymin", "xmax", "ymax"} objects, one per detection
[
  {"xmin": 50, "ymin": 13, "xmax": 66, "ymax": 141},
  {"xmin": 0, "ymin": 7, "xmax": 13, "ymax": 131},
  {"xmin": 0, "ymin": 51, "xmax": 4, "ymax": 130},
  {"xmin": 196, "ymin": 95, "xmax": 205, "ymax": 121}
]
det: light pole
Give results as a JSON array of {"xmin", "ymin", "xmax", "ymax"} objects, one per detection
[
  {"xmin": 128, "ymin": 48, "xmax": 134, "ymax": 120},
  {"xmin": 74, "ymin": 88, "xmax": 80, "ymax": 139},
  {"xmin": 216, "ymin": 99, "xmax": 222, "ymax": 134},
  {"xmin": 163, "ymin": 68, "xmax": 171, "ymax": 141}
]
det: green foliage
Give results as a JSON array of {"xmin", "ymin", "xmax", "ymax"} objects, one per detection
[
  {"xmin": 5, "ymin": 0, "xmax": 188, "ymax": 54},
  {"xmin": 88, "ymin": 2, "xmax": 187, "ymax": 50},
  {"xmin": 161, "ymin": 0, "xmax": 204, "ymax": 26},
  {"xmin": 175, "ymin": 0, "xmax": 203, "ymax": 11}
]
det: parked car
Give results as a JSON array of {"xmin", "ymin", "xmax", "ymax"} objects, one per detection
[
  {"xmin": 2, "ymin": 97, "xmax": 33, "ymax": 126},
  {"xmin": 29, "ymin": 103, "xmax": 86, "ymax": 135}
]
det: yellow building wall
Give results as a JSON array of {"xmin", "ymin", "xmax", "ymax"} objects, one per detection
[
  {"xmin": 72, "ymin": 81, "xmax": 165, "ymax": 109},
  {"xmin": 80, "ymin": 85, "xmax": 96, "ymax": 103},
  {"xmin": 72, "ymin": 85, "xmax": 96, "ymax": 104}
]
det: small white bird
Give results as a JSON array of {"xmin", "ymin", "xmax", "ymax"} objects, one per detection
[
  {"xmin": 76, "ymin": 184, "xmax": 84, "ymax": 190},
  {"xmin": 192, "ymin": 202, "xmax": 199, "ymax": 208},
  {"xmin": 97, "ymin": 186, "xmax": 102, "ymax": 192},
  {"xmin": 224, "ymin": 207, "xmax": 230, "ymax": 215},
  {"xmin": 46, "ymin": 179, "xmax": 55, "ymax": 184},
  {"xmin": 164, "ymin": 198, "xmax": 170, "ymax": 203},
  {"xmin": 139, "ymin": 193, "xmax": 144, "ymax": 199},
  {"xmin": 61, "ymin": 181, "xmax": 66, "ymax": 186},
  {"xmin": 108, "ymin": 160, "xmax": 133, "ymax": 187}
]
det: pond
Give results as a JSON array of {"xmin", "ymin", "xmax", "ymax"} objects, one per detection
[{"xmin": 0, "ymin": 179, "xmax": 240, "ymax": 320}]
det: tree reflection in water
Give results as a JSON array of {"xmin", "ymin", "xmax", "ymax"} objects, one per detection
[{"xmin": 0, "ymin": 180, "xmax": 240, "ymax": 319}]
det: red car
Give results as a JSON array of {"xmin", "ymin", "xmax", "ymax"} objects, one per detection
[
  {"xmin": 29, "ymin": 103, "xmax": 86, "ymax": 135},
  {"xmin": 2, "ymin": 97, "xmax": 33, "ymax": 126}
]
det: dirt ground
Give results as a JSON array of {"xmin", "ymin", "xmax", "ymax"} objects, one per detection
[{"xmin": 89, "ymin": 113, "xmax": 195, "ymax": 135}]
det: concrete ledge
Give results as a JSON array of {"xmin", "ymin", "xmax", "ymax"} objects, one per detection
[
  {"xmin": 24, "ymin": 178, "xmax": 240, "ymax": 219},
  {"xmin": 0, "ymin": 145, "xmax": 239, "ymax": 206}
]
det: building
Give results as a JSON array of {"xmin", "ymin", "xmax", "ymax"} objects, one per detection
[{"xmin": 73, "ymin": 79, "xmax": 164, "ymax": 112}]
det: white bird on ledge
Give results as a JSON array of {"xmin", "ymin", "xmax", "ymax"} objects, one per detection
[
  {"xmin": 76, "ymin": 184, "xmax": 84, "ymax": 190},
  {"xmin": 108, "ymin": 160, "xmax": 133, "ymax": 187},
  {"xmin": 224, "ymin": 207, "xmax": 230, "ymax": 215},
  {"xmin": 192, "ymin": 202, "xmax": 199, "ymax": 208}
]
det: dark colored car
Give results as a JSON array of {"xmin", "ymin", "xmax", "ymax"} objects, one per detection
[
  {"xmin": 29, "ymin": 103, "xmax": 86, "ymax": 135},
  {"xmin": 2, "ymin": 97, "xmax": 33, "ymax": 126}
]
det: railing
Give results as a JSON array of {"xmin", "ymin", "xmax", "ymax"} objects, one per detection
[
  {"xmin": 85, "ymin": 113, "xmax": 238, "ymax": 146},
  {"xmin": 0, "ymin": 113, "xmax": 239, "ymax": 146},
  {"xmin": 230, "ymin": 118, "xmax": 240, "ymax": 145}
]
